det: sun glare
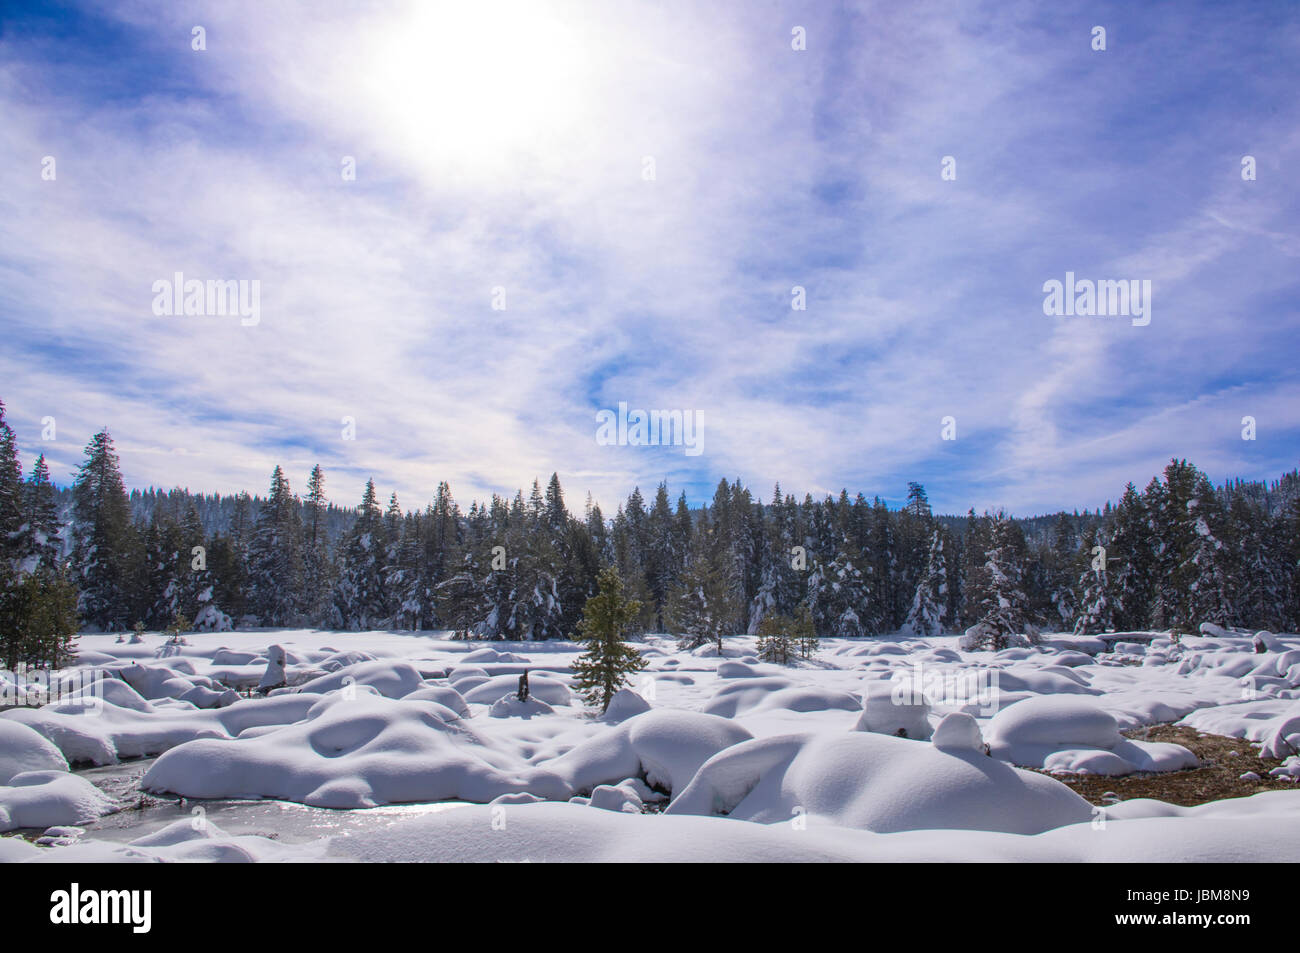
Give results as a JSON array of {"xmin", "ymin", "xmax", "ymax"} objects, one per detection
[{"xmin": 361, "ymin": 1, "xmax": 593, "ymax": 172}]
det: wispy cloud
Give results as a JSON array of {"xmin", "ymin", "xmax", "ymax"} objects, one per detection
[{"xmin": 2, "ymin": 0, "xmax": 1297, "ymax": 515}]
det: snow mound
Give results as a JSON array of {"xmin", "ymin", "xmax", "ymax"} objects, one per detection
[
  {"xmin": 700, "ymin": 676, "xmax": 794, "ymax": 717},
  {"xmin": 258, "ymin": 644, "xmax": 288, "ymax": 691},
  {"xmin": 462, "ymin": 673, "xmax": 571, "ymax": 706},
  {"xmin": 932, "ymin": 712, "xmax": 984, "ymax": 752},
  {"xmin": 580, "ymin": 778, "xmax": 650, "ymax": 813},
  {"xmin": 0, "ymin": 721, "xmax": 69, "ymax": 783},
  {"xmin": 114, "ymin": 662, "xmax": 236, "ymax": 708},
  {"xmin": 446, "ymin": 665, "xmax": 490, "ymax": 685},
  {"xmin": 702, "ymin": 681, "xmax": 864, "ymax": 718},
  {"xmin": 668, "ymin": 731, "xmax": 1093, "ymax": 834},
  {"xmin": 142, "ymin": 694, "xmax": 570, "ymax": 808},
  {"xmin": 548, "ymin": 709, "xmax": 752, "ymax": 795},
  {"xmin": 294, "ymin": 659, "xmax": 425, "ymax": 699},
  {"xmin": 460, "ymin": 648, "xmax": 528, "ymax": 664},
  {"xmin": 0, "ymin": 770, "xmax": 119, "ymax": 833},
  {"xmin": 988, "ymin": 696, "xmax": 1123, "ymax": 748},
  {"xmin": 1253, "ymin": 631, "xmax": 1284, "ymax": 653},
  {"xmin": 603, "ymin": 689, "xmax": 651, "ymax": 722},
  {"xmin": 3, "ymin": 693, "xmax": 324, "ymax": 764},
  {"xmin": 401, "ymin": 684, "xmax": 471, "ymax": 717},
  {"xmin": 488, "ymin": 695, "xmax": 554, "ymax": 718},
  {"xmin": 717, "ymin": 660, "xmax": 778, "ymax": 679},
  {"xmin": 854, "ymin": 680, "xmax": 932, "ymax": 740},
  {"xmin": 987, "ymin": 696, "xmax": 1198, "ymax": 776}
]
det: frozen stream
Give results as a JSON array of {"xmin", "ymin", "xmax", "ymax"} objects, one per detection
[{"xmin": 49, "ymin": 759, "xmax": 470, "ymax": 845}]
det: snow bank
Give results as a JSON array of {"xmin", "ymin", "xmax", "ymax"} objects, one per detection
[
  {"xmin": 668, "ymin": 731, "xmax": 1093, "ymax": 834},
  {"xmin": 2, "ymin": 817, "xmax": 320, "ymax": 863},
  {"xmin": 327, "ymin": 793, "xmax": 1300, "ymax": 863}
]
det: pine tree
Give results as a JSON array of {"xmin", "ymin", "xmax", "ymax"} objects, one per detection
[
  {"xmin": 21, "ymin": 454, "xmax": 62, "ymax": 571},
  {"xmin": 1176, "ymin": 474, "xmax": 1234, "ymax": 631},
  {"xmin": 1074, "ymin": 528, "xmax": 1116, "ymax": 634},
  {"xmin": 570, "ymin": 567, "xmax": 646, "ymax": 712},
  {"xmin": 247, "ymin": 466, "xmax": 305, "ymax": 626},
  {"xmin": 0, "ymin": 400, "xmax": 24, "ymax": 567},
  {"xmin": 793, "ymin": 602, "xmax": 818, "ymax": 658},
  {"xmin": 333, "ymin": 479, "xmax": 386, "ymax": 629},
  {"xmin": 1109, "ymin": 482, "xmax": 1154, "ymax": 629},
  {"xmin": 667, "ymin": 535, "xmax": 736, "ymax": 652},
  {"xmin": 1045, "ymin": 513, "xmax": 1078, "ymax": 630},
  {"xmin": 964, "ymin": 512, "xmax": 1029, "ymax": 649},
  {"xmin": 70, "ymin": 430, "xmax": 135, "ymax": 630},
  {"xmin": 806, "ymin": 549, "xmax": 870, "ymax": 638},
  {"xmin": 0, "ymin": 567, "xmax": 79, "ymax": 669},
  {"xmin": 901, "ymin": 528, "xmax": 947, "ymax": 636},
  {"xmin": 301, "ymin": 464, "xmax": 335, "ymax": 626},
  {"xmin": 755, "ymin": 612, "xmax": 797, "ymax": 664}
]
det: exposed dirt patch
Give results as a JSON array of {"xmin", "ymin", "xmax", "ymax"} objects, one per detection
[{"xmin": 1036, "ymin": 724, "xmax": 1295, "ymax": 807}]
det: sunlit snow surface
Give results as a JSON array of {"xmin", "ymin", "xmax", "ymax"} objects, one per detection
[{"xmin": 2, "ymin": 628, "xmax": 1298, "ymax": 861}]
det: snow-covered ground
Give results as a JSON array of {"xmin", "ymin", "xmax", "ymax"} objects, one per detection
[{"xmin": 2, "ymin": 626, "xmax": 1298, "ymax": 862}]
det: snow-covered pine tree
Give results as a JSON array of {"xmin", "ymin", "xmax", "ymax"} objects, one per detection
[
  {"xmin": 1225, "ymin": 493, "xmax": 1288, "ymax": 630},
  {"xmin": 1074, "ymin": 527, "xmax": 1116, "ymax": 634},
  {"xmin": 333, "ymin": 479, "xmax": 386, "ymax": 630},
  {"xmin": 645, "ymin": 482, "xmax": 678, "ymax": 631},
  {"xmin": 570, "ymin": 567, "xmax": 646, "ymax": 712},
  {"xmin": 1046, "ymin": 513, "xmax": 1078, "ymax": 631},
  {"xmin": 247, "ymin": 466, "xmax": 306, "ymax": 626},
  {"xmin": 1175, "ymin": 474, "xmax": 1234, "ymax": 631},
  {"xmin": 805, "ymin": 548, "xmax": 870, "ymax": 638},
  {"xmin": 70, "ymin": 429, "xmax": 136, "ymax": 630},
  {"xmin": 901, "ymin": 528, "xmax": 947, "ymax": 636},
  {"xmin": 963, "ymin": 512, "xmax": 1029, "ymax": 650},
  {"xmin": 667, "ymin": 534, "xmax": 736, "ymax": 652},
  {"xmin": 300, "ymin": 464, "xmax": 336, "ymax": 626},
  {"xmin": 748, "ymin": 485, "xmax": 805, "ymax": 632},
  {"xmin": 0, "ymin": 400, "xmax": 24, "ymax": 568},
  {"xmin": 21, "ymin": 454, "xmax": 62, "ymax": 572},
  {"xmin": 1109, "ymin": 482, "xmax": 1154, "ymax": 630}
]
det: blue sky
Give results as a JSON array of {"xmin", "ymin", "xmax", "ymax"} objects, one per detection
[{"xmin": 2, "ymin": 0, "xmax": 1298, "ymax": 516}]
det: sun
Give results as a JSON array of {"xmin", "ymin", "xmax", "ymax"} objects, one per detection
[{"xmin": 359, "ymin": 1, "xmax": 594, "ymax": 175}]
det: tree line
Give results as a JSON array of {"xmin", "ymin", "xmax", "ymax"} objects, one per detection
[{"xmin": 2, "ymin": 399, "xmax": 1298, "ymax": 666}]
